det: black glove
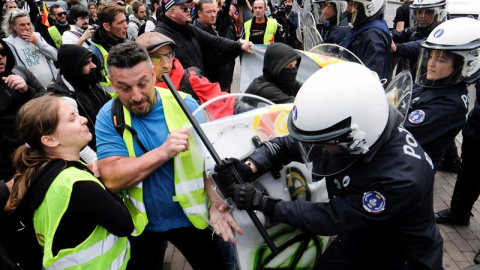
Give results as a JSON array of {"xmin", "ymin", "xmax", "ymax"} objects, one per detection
[
  {"xmin": 232, "ymin": 183, "xmax": 266, "ymax": 211},
  {"xmin": 213, "ymin": 158, "xmax": 253, "ymax": 198}
]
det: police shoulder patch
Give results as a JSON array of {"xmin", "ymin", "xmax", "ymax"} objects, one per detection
[
  {"xmin": 408, "ymin": 109, "xmax": 425, "ymax": 124},
  {"xmin": 362, "ymin": 191, "xmax": 386, "ymax": 214}
]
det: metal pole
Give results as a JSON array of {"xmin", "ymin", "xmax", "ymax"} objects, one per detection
[{"xmin": 161, "ymin": 74, "xmax": 279, "ymax": 255}]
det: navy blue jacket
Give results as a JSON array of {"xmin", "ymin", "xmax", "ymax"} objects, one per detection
[
  {"xmin": 317, "ymin": 18, "xmax": 351, "ymax": 45},
  {"xmin": 249, "ymin": 127, "xmax": 443, "ymax": 269},
  {"xmin": 405, "ymin": 83, "xmax": 468, "ymax": 168},
  {"xmin": 463, "ymin": 83, "xmax": 480, "ymax": 140}
]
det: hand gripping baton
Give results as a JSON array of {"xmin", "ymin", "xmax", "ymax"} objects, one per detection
[{"xmin": 161, "ymin": 74, "xmax": 279, "ymax": 255}]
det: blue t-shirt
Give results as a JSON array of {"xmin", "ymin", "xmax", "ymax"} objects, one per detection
[{"xmin": 96, "ymin": 91, "xmax": 201, "ymax": 232}]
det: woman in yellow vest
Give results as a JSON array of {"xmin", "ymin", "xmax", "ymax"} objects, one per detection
[{"xmin": 5, "ymin": 94, "xmax": 133, "ymax": 269}]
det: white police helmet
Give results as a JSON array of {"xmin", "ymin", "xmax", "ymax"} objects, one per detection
[
  {"xmin": 287, "ymin": 62, "xmax": 389, "ymax": 176},
  {"xmin": 313, "ymin": 0, "xmax": 347, "ymax": 25},
  {"xmin": 343, "ymin": 0, "xmax": 386, "ymax": 26},
  {"xmin": 410, "ymin": 0, "xmax": 447, "ymax": 31},
  {"xmin": 415, "ymin": 17, "xmax": 480, "ymax": 87}
]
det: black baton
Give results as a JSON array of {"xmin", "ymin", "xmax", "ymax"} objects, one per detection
[{"xmin": 161, "ymin": 74, "xmax": 279, "ymax": 255}]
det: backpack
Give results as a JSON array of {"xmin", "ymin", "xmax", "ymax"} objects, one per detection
[{"xmin": 138, "ymin": 17, "xmax": 156, "ymax": 36}]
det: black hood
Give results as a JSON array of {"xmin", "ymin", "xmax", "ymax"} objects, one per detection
[
  {"xmin": 0, "ymin": 40, "xmax": 16, "ymax": 76},
  {"xmin": 262, "ymin": 43, "xmax": 301, "ymax": 84},
  {"xmin": 58, "ymin": 44, "xmax": 99, "ymax": 86}
]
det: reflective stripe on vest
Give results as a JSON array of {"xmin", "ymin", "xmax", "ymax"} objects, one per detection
[
  {"xmin": 34, "ymin": 166, "xmax": 130, "ymax": 269},
  {"xmin": 244, "ymin": 18, "xmax": 278, "ymax": 44},
  {"xmin": 90, "ymin": 43, "xmax": 113, "ymax": 93},
  {"xmin": 48, "ymin": 25, "xmax": 74, "ymax": 48},
  {"xmin": 121, "ymin": 87, "xmax": 209, "ymax": 234}
]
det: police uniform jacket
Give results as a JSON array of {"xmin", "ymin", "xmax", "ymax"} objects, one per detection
[
  {"xmin": 404, "ymin": 83, "xmax": 468, "ymax": 168},
  {"xmin": 248, "ymin": 127, "xmax": 443, "ymax": 269},
  {"xmin": 463, "ymin": 82, "xmax": 480, "ymax": 140}
]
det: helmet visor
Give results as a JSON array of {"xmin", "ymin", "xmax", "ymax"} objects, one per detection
[
  {"xmin": 415, "ymin": 48, "xmax": 465, "ymax": 88},
  {"xmin": 298, "ymin": 140, "xmax": 361, "ymax": 177},
  {"xmin": 410, "ymin": 6, "xmax": 445, "ymax": 30}
]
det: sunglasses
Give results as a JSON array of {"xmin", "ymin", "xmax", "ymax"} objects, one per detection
[
  {"xmin": 0, "ymin": 49, "xmax": 8, "ymax": 57},
  {"xmin": 150, "ymin": 51, "xmax": 175, "ymax": 62},
  {"xmin": 56, "ymin": 11, "xmax": 67, "ymax": 17},
  {"xmin": 171, "ymin": 4, "xmax": 190, "ymax": 12}
]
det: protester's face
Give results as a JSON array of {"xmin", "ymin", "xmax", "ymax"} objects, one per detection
[
  {"xmin": 426, "ymin": 50, "xmax": 454, "ymax": 81},
  {"xmin": 105, "ymin": 12, "xmax": 128, "ymax": 39},
  {"xmin": 136, "ymin": 5, "xmax": 147, "ymax": 20},
  {"xmin": 284, "ymin": 59, "xmax": 297, "ymax": 69},
  {"xmin": 47, "ymin": 98, "xmax": 92, "ymax": 151},
  {"xmin": 89, "ymin": 4, "xmax": 97, "ymax": 15},
  {"xmin": 0, "ymin": 43, "xmax": 7, "ymax": 74},
  {"xmin": 82, "ymin": 57, "xmax": 97, "ymax": 75},
  {"xmin": 169, "ymin": 3, "xmax": 192, "ymax": 25},
  {"xmin": 198, "ymin": 3, "xmax": 217, "ymax": 26},
  {"xmin": 284, "ymin": 0, "xmax": 292, "ymax": 7},
  {"xmin": 150, "ymin": 45, "xmax": 174, "ymax": 82},
  {"xmin": 321, "ymin": 2, "xmax": 336, "ymax": 20},
  {"xmin": 415, "ymin": 9, "xmax": 435, "ymax": 28},
  {"xmin": 76, "ymin": 16, "xmax": 90, "ymax": 29},
  {"xmin": 5, "ymin": 1, "xmax": 18, "ymax": 10},
  {"xmin": 53, "ymin": 7, "xmax": 67, "ymax": 23},
  {"xmin": 110, "ymin": 61, "xmax": 157, "ymax": 115},
  {"xmin": 12, "ymin": 16, "xmax": 33, "ymax": 37},
  {"xmin": 253, "ymin": 0, "xmax": 265, "ymax": 19}
]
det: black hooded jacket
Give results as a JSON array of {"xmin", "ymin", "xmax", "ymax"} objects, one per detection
[
  {"xmin": 47, "ymin": 45, "xmax": 111, "ymax": 151},
  {"xmin": 245, "ymin": 43, "xmax": 302, "ymax": 105},
  {"xmin": 0, "ymin": 40, "xmax": 44, "ymax": 181},
  {"xmin": 154, "ymin": 15, "xmax": 243, "ymax": 73}
]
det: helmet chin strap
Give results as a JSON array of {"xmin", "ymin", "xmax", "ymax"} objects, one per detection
[{"xmin": 348, "ymin": 127, "xmax": 368, "ymax": 154}]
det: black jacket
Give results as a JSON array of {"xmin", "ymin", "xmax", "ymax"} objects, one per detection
[
  {"xmin": 245, "ymin": 43, "xmax": 301, "ymax": 105},
  {"xmin": 0, "ymin": 40, "xmax": 44, "ymax": 181},
  {"xmin": 154, "ymin": 16, "xmax": 243, "ymax": 72},
  {"xmin": 404, "ymin": 83, "xmax": 468, "ymax": 168},
  {"xmin": 464, "ymin": 82, "xmax": 480, "ymax": 140},
  {"xmin": 250, "ymin": 128, "xmax": 443, "ymax": 269},
  {"xmin": 47, "ymin": 45, "xmax": 111, "ymax": 151}
]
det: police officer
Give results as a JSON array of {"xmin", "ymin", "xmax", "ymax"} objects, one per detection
[
  {"xmin": 339, "ymin": 0, "xmax": 391, "ymax": 80},
  {"xmin": 313, "ymin": 0, "xmax": 351, "ymax": 45},
  {"xmin": 390, "ymin": 0, "xmax": 447, "ymax": 80},
  {"xmin": 214, "ymin": 62, "xmax": 443, "ymax": 269},
  {"xmin": 404, "ymin": 17, "xmax": 479, "ymax": 170},
  {"xmin": 434, "ymin": 19, "xmax": 480, "ymax": 231}
]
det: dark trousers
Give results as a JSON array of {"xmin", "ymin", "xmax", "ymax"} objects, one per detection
[
  {"xmin": 127, "ymin": 226, "xmax": 225, "ymax": 270},
  {"xmin": 316, "ymin": 235, "xmax": 430, "ymax": 270},
  {"xmin": 451, "ymin": 136, "xmax": 480, "ymax": 217}
]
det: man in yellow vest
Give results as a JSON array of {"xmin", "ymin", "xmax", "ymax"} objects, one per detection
[
  {"xmin": 88, "ymin": 3, "xmax": 128, "ymax": 93},
  {"xmin": 46, "ymin": 4, "xmax": 74, "ymax": 48},
  {"xmin": 96, "ymin": 41, "xmax": 238, "ymax": 270},
  {"xmin": 244, "ymin": 0, "xmax": 281, "ymax": 44}
]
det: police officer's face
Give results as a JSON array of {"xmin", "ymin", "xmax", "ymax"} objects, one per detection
[
  {"xmin": 150, "ymin": 45, "xmax": 174, "ymax": 82},
  {"xmin": 253, "ymin": 0, "xmax": 265, "ymax": 19},
  {"xmin": 426, "ymin": 50, "xmax": 454, "ymax": 81},
  {"xmin": 321, "ymin": 2, "xmax": 336, "ymax": 20},
  {"xmin": 198, "ymin": 3, "xmax": 217, "ymax": 26},
  {"xmin": 345, "ymin": 1, "xmax": 358, "ymax": 14},
  {"xmin": 416, "ymin": 9, "xmax": 434, "ymax": 28},
  {"xmin": 109, "ymin": 61, "xmax": 157, "ymax": 116}
]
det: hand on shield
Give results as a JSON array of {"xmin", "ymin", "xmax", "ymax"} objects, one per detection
[{"xmin": 213, "ymin": 158, "xmax": 253, "ymax": 198}]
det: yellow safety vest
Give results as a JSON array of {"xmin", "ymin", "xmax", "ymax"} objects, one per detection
[
  {"xmin": 48, "ymin": 25, "xmax": 74, "ymax": 48},
  {"xmin": 89, "ymin": 43, "xmax": 115, "ymax": 96},
  {"xmin": 120, "ymin": 87, "xmax": 208, "ymax": 236},
  {"xmin": 34, "ymin": 166, "xmax": 130, "ymax": 269},
  {"xmin": 244, "ymin": 18, "xmax": 278, "ymax": 44}
]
